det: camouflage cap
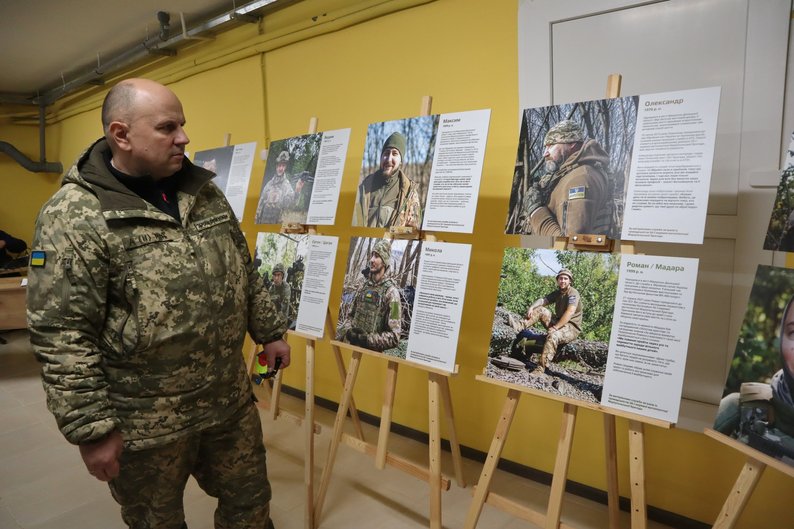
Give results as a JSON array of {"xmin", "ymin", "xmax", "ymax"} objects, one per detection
[
  {"xmin": 372, "ymin": 239, "xmax": 392, "ymax": 269},
  {"xmin": 382, "ymin": 132, "xmax": 406, "ymax": 157},
  {"xmin": 556, "ymin": 268, "xmax": 573, "ymax": 282},
  {"xmin": 273, "ymin": 263, "xmax": 285, "ymax": 275},
  {"xmin": 276, "ymin": 151, "xmax": 290, "ymax": 163},
  {"xmin": 544, "ymin": 120, "xmax": 584, "ymax": 146}
]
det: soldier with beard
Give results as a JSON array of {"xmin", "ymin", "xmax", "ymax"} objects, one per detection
[
  {"xmin": 354, "ymin": 132, "xmax": 422, "ymax": 229},
  {"xmin": 524, "ymin": 120, "xmax": 610, "ymax": 236},
  {"xmin": 336, "ymin": 239, "xmax": 402, "ymax": 352}
]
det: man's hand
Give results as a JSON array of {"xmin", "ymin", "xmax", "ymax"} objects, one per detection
[
  {"xmin": 524, "ymin": 184, "xmax": 545, "ymax": 218},
  {"xmin": 262, "ymin": 338, "xmax": 291, "ymax": 371},
  {"xmin": 79, "ymin": 430, "xmax": 123, "ymax": 482},
  {"xmin": 346, "ymin": 328, "xmax": 367, "ymax": 347}
]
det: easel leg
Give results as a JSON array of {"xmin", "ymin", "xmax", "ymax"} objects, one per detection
[
  {"xmin": 545, "ymin": 403, "xmax": 578, "ymax": 529},
  {"xmin": 428, "ymin": 372, "xmax": 443, "ymax": 529},
  {"xmin": 326, "ymin": 311, "xmax": 365, "ymax": 440},
  {"xmin": 628, "ymin": 420, "xmax": 646, "ymax": 529},
  {"xmin": 712, "ymin": 457, "xmax": 766, "ymax": 529},
  {"xmin": 305, "ymin": 339, "xmax": 316, "ymax": 529},
  {"xmin": 464, "ymin": 389, "xmax": 521, "ymax": 529},
  {"xmin": 270, "ymin": 369, "xmax": 283, "ymax": 421},
  {"xmin": 314, "ymin": 351, "xmax": 362, "ymax": 524},
  {"xmin": 439, "ymin": 374, "xmax": 465, "ymax": 487},
  {"xmin": 604, "ymin": 414, "xmax": 620, "ymax": 529},
  {"xmin": 376, "ymin": 360, "xmax": 399, "ymax": 469}
]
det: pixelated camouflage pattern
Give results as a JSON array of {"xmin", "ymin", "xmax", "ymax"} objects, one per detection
[
  {"xmin": 543, "ymin": 119, "xmax": 584, "ymax": 146},
  {"xmin": 268, "ymin": 280, "xmax": 291, "ymax": 322},
  {"xmin": 27, "ymin": 139, "xmax": 286, "ymax": 449},
  {"xmin": 256, "ymin": 174, "xmax": 295, "ymax": 224},
  {"xmin": 109, "ymin": 401, "xmax": 274, "ymax": 528},
  {"xmin": 371, "ymin": 239, "xmax": 392, "ymax": 269},
  {"xmin": 337, "ymin": 276, "xmax": 401, "ymax": 352},
  {"xmin": 511, "ymin": 289, "xmax": 582, "ymax": 368},
  {"xmin": 354, "ymin": 168, "xmax": 422, "ymax": 229}
]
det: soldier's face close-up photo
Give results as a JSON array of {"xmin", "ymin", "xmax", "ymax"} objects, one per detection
[
  {"xmin": 781, "ymin": 302, "xmax": 794, "ymax": 376},
  {"xmin": 543, "ymin": 142, "xmax": 571, "ymax": 174},
  {"xmin": 276, "ymin": 161, "xmax": 287, "ymax": 176},
  {"xmin": 380, "ymin": 147, "xmax": 401, "ymax": 177},
  {"xmin": 123, "ymin": 90, "xmax": 190, "ymax": 179},
  {"xmin": 556, "ymin": 274, "xmax": 571, "ymax": 291},
  {"xmin": 369, "ymin": 252, "xmax": 385, "ymax": 275},
  {"xmin": 273, "ymin": 271, "xmax": 284, "ymax": 285}
]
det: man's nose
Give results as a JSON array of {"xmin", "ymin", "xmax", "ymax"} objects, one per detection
[{"xmin": 176, "ymin": 127, "xmax": 190, "ymax": 145}]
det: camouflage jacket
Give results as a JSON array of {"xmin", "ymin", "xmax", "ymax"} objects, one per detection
[
  {"xmin": 528, "ymin": 139, "xmax": 610, "ymax": 236},
  {"xmin": 353, "ymin": 168, "xmax": 422, "ymax": 229},
  {"xmin": 268, "ymin": 281, "xmax": 292, "ymax": 321},
  {"xmin": 255, "ymin": 173, "xmax": 294, "ymax": 224},
  {"xmin": 337, "ymin": 276, "xmax": 401, "ymax": 351},
  {"xmin": 27, "ymin": 139, "xmax": 287, "ymax": 450}
]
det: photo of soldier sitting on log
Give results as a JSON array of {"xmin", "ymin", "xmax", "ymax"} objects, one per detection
[{"xmin": 486, "ymin": 248, "xmax": 619, "ymax": 404}]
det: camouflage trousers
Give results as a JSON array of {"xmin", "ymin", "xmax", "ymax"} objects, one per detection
[
  {"xmin": 512, "ymin": 307, "xmax": 579, "ymax": 367},
  {"xmin": 109, "ymin": 400, "xmax": 274, "ymax": 529}
]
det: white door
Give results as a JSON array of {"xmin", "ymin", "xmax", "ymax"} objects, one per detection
[{"xmin": 519, "ymin": 0, "xmax": 791, "ymax": 429}]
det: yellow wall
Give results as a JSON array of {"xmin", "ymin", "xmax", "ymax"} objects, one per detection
[{"xmin": 3, "ymin": 0, "xmax": 792, "ymax": 526}]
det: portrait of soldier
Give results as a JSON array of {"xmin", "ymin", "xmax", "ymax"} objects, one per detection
[
  {"xmin": 336, "ymin": 239, "xmax": 402, "ymax": 351},
  {"xmin": 508, "ymin": 268, "xmax": 582, "ymax": 375},
  {"xmin": 523, "ymin": 119, "xmax": 611, "ymax": 236},
  {"xmin": 269, "ymin": 263, "xmax": 292, "ymax": 322},
  {"xmin": 353, "ymin": 131, "xmax": 422, "ymax": 229},
  {"xmin": 256, "ymin": 150, "xmax": 295, "ymax": 224}
]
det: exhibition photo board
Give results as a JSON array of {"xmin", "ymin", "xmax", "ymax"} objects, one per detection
[
  {"xmin": 764, "ymin": 131, "xmax": 794, "ymax": 252},
  {"xmin": 254, "ymin": 129, "xmax": 350, "ymax": 226},
  {"xmin": 487, "ymin": 248, "xmax": 698, "ymax": 423},
  {"xmin": 335, "ymin": 236, "xmax": 470, "ymax": 373},
  {"xmin": 352, "ymin": 109, "xmax": 490, "ymax": 233},
  {"xmin": 506, "ymin": 86, "xmax": 720, "ymax": 244},
  {"xmin": 713, "ymin": 264, "xmax": 794, "ymax": 467},
  {"xmin": 253, "ymin": 232, "xmax": 338, "ymax": 338},
  {"xmin": 192, "ymin": 141, "xmax": 256, "ymax": 221}
]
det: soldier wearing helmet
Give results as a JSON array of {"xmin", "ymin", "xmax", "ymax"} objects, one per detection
[
  {"xmin": 509, "ymin": 267, "xmax": 583, "ymax": 375},
  {"xmin": 256, "ymin": 149, "xmax": 295, "ymax": 224},
  {"xmin": 523, "ymin": 119, "xmax": 611, "ymax": 236},
  {"xmin": 269, "ymin": 263, "xmax": 292, "ymax": 322},
  {"xmin": 353, "ymin": 131, "xmax": 422, "ymax": 229},
  {"xmin": 337, "ymin": 239, "xmax": 402, "ymax": 351}
]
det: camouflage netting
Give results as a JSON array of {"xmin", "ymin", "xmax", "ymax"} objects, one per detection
[{"xmin": 489, "ymin": 306, "xmax": 608, "ymax": 371}]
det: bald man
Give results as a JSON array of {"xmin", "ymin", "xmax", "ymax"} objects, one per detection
[{"xmin": 27, "ymin": 78, "xmax": 290, "ymax": 529}]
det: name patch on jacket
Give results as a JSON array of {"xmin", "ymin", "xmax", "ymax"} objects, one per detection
[
  {"xmin": 568, "ymin": 186, "xmax": 586, "ymax": 200},
  {"xmin": 194, "ymin": 212, "xmax": 232, "ymax": 232},
  {"xmin": 125, "ymin": 232, "xmax": 170, "ymax": 250}
]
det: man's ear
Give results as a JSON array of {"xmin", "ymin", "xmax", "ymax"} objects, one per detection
[{"xmin": 108, "ymin": 121, "xmax": 131, "ymax": 152}]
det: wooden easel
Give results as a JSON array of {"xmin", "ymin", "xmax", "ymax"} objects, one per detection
[
  {"xmin": 313, "ymin": 96, "xmax": 466, "ymax": 529},
  {"xmin": 465, "ymin": 74, "xmax": 674, "ymax": 529},
  {"xmin": 244, "ymin": 117, "xmax": 366, "ymax": 529},
  {"xmin": 704, "ymin": 429, "xmax": 794, "ymax": 529}
]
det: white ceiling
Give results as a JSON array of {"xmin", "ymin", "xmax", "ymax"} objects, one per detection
[{"xmin": 0, "ymin": 0, "xmax": 288, "ymax": 103}]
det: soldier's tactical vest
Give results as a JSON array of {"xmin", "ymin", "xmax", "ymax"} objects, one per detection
[
  {"xmin": 270, "ymin": 282, "xmax": 291, "ymax": 316},
  {"xmin": 351, "ymin": 278, "xmax": 396, "ymax": 334}
]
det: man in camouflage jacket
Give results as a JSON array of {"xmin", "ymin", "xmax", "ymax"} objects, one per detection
[
  {"xmin": 268, "ymin": 263, "xmax": 292, "ymax": 322},
  {"xmin": 336, "ymin": 239, "xmax": 402, "ymax": 352},
  {"xmin": 256, "ymin": 150, "xmax": 295, "ymax": 224},
  {"xmin": 353, "ymin": 132, "xmax": 422, "ymax": 229},
  {"xmin": 27, "ymin": 78, "xmax": 290, "ymax": 529},
  {"xmin": 524, "ymin": 120, "xmax": 611, "ymax": 236}
]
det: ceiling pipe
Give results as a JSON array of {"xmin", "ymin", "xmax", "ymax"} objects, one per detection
[
  {"xmin": 0, "ymin": 104, "xmax": 63, "ymax": 174},
  {"xmin": 30, "ymin": 0, "xmax": 278, "ymax": 107}
]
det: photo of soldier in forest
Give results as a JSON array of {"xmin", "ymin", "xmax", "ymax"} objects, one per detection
[
  {"xmin": 505, "ymin": 96, "xmax": 639, "ymax": 238},
  {"xmin": 336, "ymin": 237, "xmax": 421, "ymax": 360},
  {"xmin": 763, "ymin": 132, "xmax": 794, "ymax": 252},
  {"xmin": 253, "ymin": 232, "xmax": 308, "ymax": 330},
  {"xmin": 352, "ymin": 116, "xmax": 439, "ymax": 229},
  {"xmin": 714, "ymin": 265, "xmax": 794, "ymax": 466},
  {"xmin": 486, "ymin": 248, "xmax": 619, "ymax": 404},
  {"xmin": 255, "ymin": 133, "xmax": 322, "ymax": 225}
]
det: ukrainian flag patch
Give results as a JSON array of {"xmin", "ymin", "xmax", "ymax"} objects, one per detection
[
  {"xmin": 30, "ymin": 250, "xmax": 46, "ymax": 267},
  {"xmin": 568, "ymin": 186, "xmax": 586, "ymax": 200}
]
